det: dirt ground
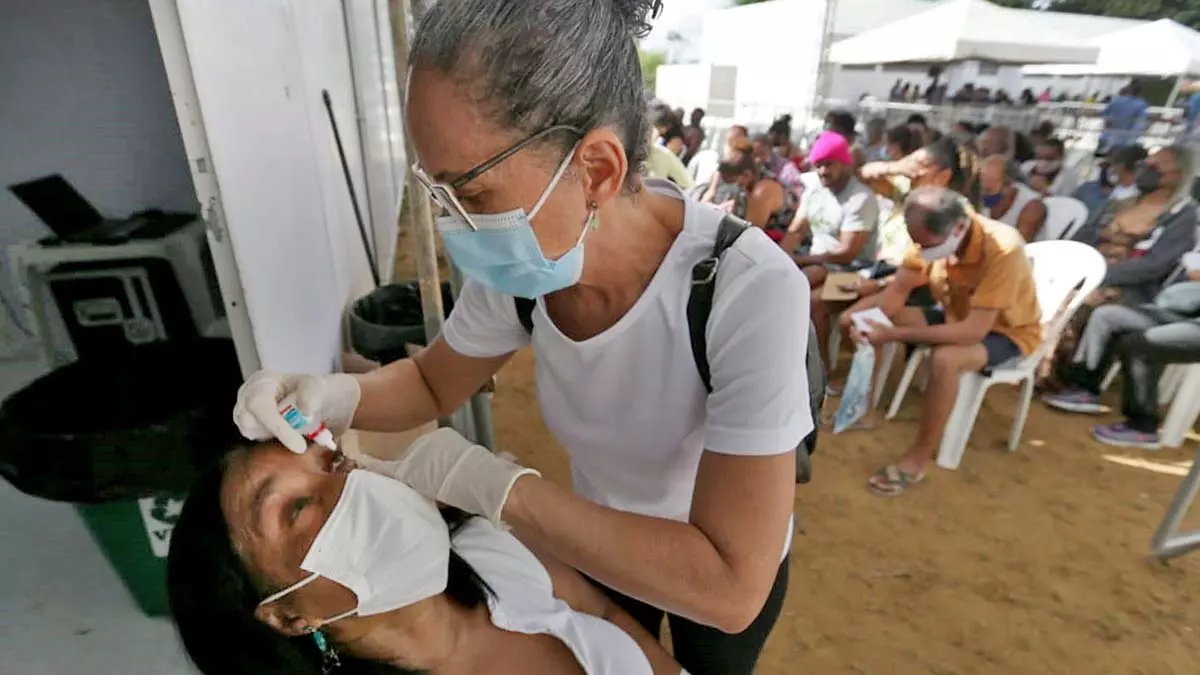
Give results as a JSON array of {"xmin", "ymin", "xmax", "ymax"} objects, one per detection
[{"xmin": 394, "ymin": 234, "xmax": 1200, "ymax": 675}]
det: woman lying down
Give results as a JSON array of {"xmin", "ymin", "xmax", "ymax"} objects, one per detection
[{"xmin": 167, "ymin": 436, "xmax": 684, "ymax": 675}]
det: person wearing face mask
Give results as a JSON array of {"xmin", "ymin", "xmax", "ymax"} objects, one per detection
[
  {"xmin": 232, "ymin": 2, "xmax": 812, "ymax": 673},
  {"xmin": 817, "ymin": 137, "xmax": 978, "ymax": 404},
  {"xmin": 167, "ymin": 434, "xmax": 686, "ymax": 675},
  {"xmin": 843, "ymin": 187, "xmax": 1041, "ymax": 495},
  {"xmin": 1041, "ymin": 145, "xmax": 1199, "ymax": 391},
  {"xmin": 1072, "ymin": 145, "xmax": 1147, "ymax": 215},
  {"xmin": 1023, "ymin": 138, "xmax": 1078, "ymax": 197},
  {"xmin": 978, "ymin": 155, "xmax": 1046, "ymax": 242}
]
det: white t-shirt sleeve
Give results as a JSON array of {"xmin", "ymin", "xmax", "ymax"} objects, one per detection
[
  {"xmin": 702, "ymin": 250, "xmax": 814, "ymax": 456},
  {"xmin": 840, "ymin": 187, "xmax": 878, "ymax": 234},
  {"xmin": 441, "ymin": 279, "xmax": 531, "ymax": 358}
]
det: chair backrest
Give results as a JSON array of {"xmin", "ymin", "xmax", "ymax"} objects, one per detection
[
  {"xmin": 1038, "ymin": 196, "xmax": 1090, "ymax": 241},
  {"xmin": 687, "ymin": 149, "xmax": 720, "ymax": 183},
  {"xmin": 1023, "ymin": 240, "xmax": 1107, "ymax": 363}
]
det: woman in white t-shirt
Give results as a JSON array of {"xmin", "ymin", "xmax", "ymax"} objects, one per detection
[{"xmin": 232, "ymin": 2, "xmax": 811, "ymax": 673}]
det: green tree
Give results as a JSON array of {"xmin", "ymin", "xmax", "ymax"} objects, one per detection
[
  {"xmin": 639, "ymin": 49, "xmax": 667, "ymax": 93},
  {"xmin": 1046, "ymin": 0, "xmax": 1200, "ymax": 32}
]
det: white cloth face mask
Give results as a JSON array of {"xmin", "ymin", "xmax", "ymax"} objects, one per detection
[{"xmin": 257, "ymin": 470, "xmax": 451, "ymax": 627}]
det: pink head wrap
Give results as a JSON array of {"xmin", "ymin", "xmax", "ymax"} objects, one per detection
[{"xmin": 808, "ymin": 132, "xmax": 854, "ymax": 167}]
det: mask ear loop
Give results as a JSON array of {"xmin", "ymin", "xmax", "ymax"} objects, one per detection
[{"xmin": 528, "ymin": 143, "xmax": 583, "ymax": 220}]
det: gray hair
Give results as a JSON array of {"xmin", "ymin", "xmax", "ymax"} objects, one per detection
[
  {"xmin": 409, "ymin": 0, "xmax": 663, "ymax": 190},
  {"xmin": 1161, "ymin": 144, "xmax": 1197, "ymax": 206},
  {"xmin": 905, "ymin": 186, "xmax": 968, "ymax": 236}
]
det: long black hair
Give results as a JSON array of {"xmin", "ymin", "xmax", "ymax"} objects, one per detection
[{"xmin": 167, "ymin": 450, "xmax": 492, "ymax": 675}]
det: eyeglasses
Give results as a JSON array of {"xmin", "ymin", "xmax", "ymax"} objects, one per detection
[{"xmin": 411, "ymin": 125, "xmax": 583, "ymax": 231}]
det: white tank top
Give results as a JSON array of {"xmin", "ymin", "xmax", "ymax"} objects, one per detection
[
  {"xmin": 988, "ymin": 183, "xmax": 1040, "ymax": 228},
  {"xmin": 451, "ymin": 519, "xmax": 658, "ymax": 675}
]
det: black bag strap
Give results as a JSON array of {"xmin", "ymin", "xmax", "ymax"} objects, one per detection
[
  {"xmin": 513, "ymin": 214, "xmax": 749, "ymax": 395},
  {"xmin": 688, "ymin": 214, "xmax": 750, "ymax": 393},
  {"xmin": 515, "ymin": 297, "xmax": 536, "ymax": 333}
]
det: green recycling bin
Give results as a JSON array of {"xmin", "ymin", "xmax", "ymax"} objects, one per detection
[
  {"xmin": 75, "ymin": 496, "xmax": 185, "ymax": 616},
  {"xmin": 0, "ymin": 339, "xmax": 242, "ymax": 616}
]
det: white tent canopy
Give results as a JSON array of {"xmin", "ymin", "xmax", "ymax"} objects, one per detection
[
  {"xmin": 1024, "ymin": 19, "xmax": 1200, "ymax": 78},
  {"xmin": 829, "ymin": 0, "xmax": 1100, "ymax": 66}
]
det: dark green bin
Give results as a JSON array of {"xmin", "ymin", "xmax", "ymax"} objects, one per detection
[{"xmin": 0, "ymin": 339, "xmax": 242, "ymax": 616}]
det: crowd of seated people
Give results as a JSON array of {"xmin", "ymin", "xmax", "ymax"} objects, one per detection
[{"xmin": 658, "ymin": 96, "xmax": 1199, "ymax": 462}]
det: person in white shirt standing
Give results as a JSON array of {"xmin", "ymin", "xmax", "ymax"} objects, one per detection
[
  {"xmin": 231, "ymin": 2, "xmax": 812, "ymax": 674},
  {"xmin": 979, "ymin": 155, "xmax": 1047, "ymax": 241}
]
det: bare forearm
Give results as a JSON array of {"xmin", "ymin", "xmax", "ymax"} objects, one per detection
[
  {"xmin": 351, "ymin": 359, "xmax": 441, "ymax": 432},
  {"xmin": 893, "ymin": 321, "xmax": 985, "ymax": 346},
  {"xmin": 502, "ymin": 477, "xmax": 762, "ymax": 633}
]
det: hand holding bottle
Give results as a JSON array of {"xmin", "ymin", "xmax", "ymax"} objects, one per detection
[{"xmin": 233, "ymin": 371, "xmax": 362, "ymax": 453}]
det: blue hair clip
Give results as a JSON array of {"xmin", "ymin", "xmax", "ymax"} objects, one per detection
[{"xmin": 311, "ymin": 630, "xmax": 341, "ymax": 673}]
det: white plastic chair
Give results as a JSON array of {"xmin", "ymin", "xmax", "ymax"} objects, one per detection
[
  {"xmin": 1038, "ymin": 196, "xmax": 1089, "ymax": 241},
  {"xmin": 687, "ymin": 149, "xmax": 719, "ymax": 184},
  {"xmin": 885, "ymin": 240, "xmax": 1107, "ymax": 470},
  {"xmin": 1160, "ymin": 364, "xmax": 1200, "ymax": 447}
]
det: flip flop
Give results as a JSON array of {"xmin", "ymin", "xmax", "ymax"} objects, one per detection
[
  {"xmin": 820, "ymin": 411, "xmax": 875, "ymax": 432},
  {"xmin": 867, "ymin": 465, "xmax": 925, "ymax": 497}
]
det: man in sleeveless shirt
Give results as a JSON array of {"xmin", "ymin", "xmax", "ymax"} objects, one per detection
[{"xmin": 979, "ymin": 155, "xmax": 1047, "ymax": 241}]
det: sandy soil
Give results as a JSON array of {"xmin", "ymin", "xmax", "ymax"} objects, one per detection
[{"xmin": 394, "ymin": 232, "xmax": 1200, "ymax": 675}]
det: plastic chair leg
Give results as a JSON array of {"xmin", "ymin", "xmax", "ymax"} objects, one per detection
[
  {"xmin": 1160, "ymin": 365, "xmax": 1184, "ymax": 407},
  {"xmin": 1009, "ymin": 375, "xmax": 1036, "ymax": 452},
  {"xmin": 936, "ymin": 374, "xmax": 988, "ymax": 471},
  {"xmin": 1160, "ymin": 365, "xmax": 1200, "ymax": 448},
  {"xmin": 873, "ymin": 343, "xmax": 897, "ymax": 409},
  {"xmin": 1101, "ymin": 363, "xmax": 1120, "ymax": 392},
  {"xmin": 886, "ymin": 348, "xmax": 926, "ymax": 420}
]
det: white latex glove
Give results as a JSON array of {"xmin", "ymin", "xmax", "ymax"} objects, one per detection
[
  {"xmin": 233, "ymin": 371, "xmax": 362, "ymax": 453},
  {"xmin": 355, "ymin": 427, "xmax": 539, "ymax": 528}
]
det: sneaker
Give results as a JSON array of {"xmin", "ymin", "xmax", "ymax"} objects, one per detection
[
  {"xmin": 1092, "ymin": 422, "xmax": 1161, "ymax": 450},
  {"xmin": 1041, "ymin": 389, "xmax": 1111, "ymax": 415}
]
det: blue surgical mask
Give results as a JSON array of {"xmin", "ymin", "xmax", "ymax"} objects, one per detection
[
  {"xmin": 981, "ymin": 192, "xmax": 1004, "ymax": 209},
  {"xmin": 437, "ymin": 145, "xmax": 592, "ymax": 299}
]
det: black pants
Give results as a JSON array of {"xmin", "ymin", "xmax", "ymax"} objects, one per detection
[
  {"xmin": 1059, "ymin": 308, "xmax": 1200, "ymax": 432},
  {"xmin": 592, "ymin": 558, "xmax": 790, "ymax": 675}
]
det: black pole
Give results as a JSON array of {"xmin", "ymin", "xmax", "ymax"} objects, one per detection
[{"xmin": 322, "ymin": 89, "xmax": 381, "ymax": 288}]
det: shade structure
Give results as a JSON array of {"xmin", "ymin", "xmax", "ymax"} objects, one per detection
[
  {"xmin": 1025, "ymin": 18, "xmax": 1200, "ymax": 78},
  {"xmin": 829, "ymin": 0, "xmax": 1100, "ymax": 67}
]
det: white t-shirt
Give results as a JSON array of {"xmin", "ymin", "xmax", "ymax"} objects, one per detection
[
  {"xmin": 797, "ymin": 173, "xmax": 880, "ymax": 263},
  {"xmin": 443, "ymin": 179, "xmax": 811, "ymax": 553},
  {"xmin": 454, "ymin": 519, "xmax": 660, "ymax": 675}
]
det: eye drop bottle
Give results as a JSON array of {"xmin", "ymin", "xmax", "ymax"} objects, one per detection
[{"xmin": 279, "ymin": 397, "xmax": 338, "ymax": 452}]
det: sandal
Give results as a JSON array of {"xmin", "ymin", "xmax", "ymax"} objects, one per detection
[
  {"xmin": 820, "ymin": 411, "xmax": 875, "ymax": 432},
  {"xmin": 825, "ymin": 384, "xmax": 844, "ymax": 398},
  {"xmin": 867, "ymin": 465, "xmax": 925, "ymax": 497}
]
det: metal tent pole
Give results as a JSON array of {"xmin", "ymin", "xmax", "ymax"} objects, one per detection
[
  {"xmin": 388, "ymin": 0, "xmax": 494, "ymax": 448},
  {"xmin": 1167, "ymin": 74, "xmax": 1185, "ymax": 109},
  {"xmin": 1149, "ymin": 446, "xmax": 1200, "ymax": 561},
  {"xmin": 389, "ymin": 0, "xmax": 443, "ymax": 347}
]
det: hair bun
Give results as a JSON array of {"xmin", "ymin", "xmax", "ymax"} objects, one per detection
[{"xmin": 612, "ymin": 0, "xmax": 663, "ymax": 39}]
